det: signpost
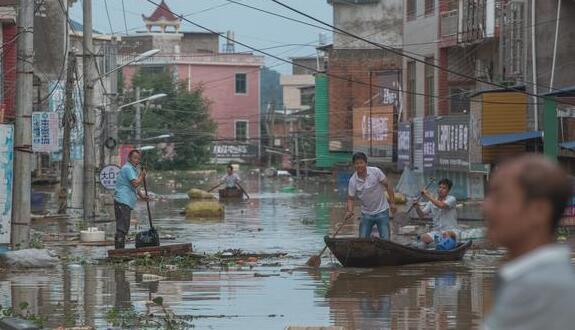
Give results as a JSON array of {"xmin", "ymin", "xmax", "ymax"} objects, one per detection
[
  {"xmin": 32, "ymin": 112, "xmax": 59, "ymax": 152},
  {"xmin": 99, "ymin": 164, "xmax": 121, "ymax": 190}
]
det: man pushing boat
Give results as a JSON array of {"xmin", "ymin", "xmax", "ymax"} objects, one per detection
[{"xmin": 346, "ymin": 152, "xmax": 397, "ymax": 239}]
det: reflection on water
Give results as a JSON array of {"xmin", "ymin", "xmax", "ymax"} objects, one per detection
[{"xmin": 2, "ymin": 173, "xmax": 499, "ymax": 329}]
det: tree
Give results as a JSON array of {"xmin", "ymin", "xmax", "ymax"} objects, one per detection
[{"xmin": 119, "ymin": 68, "xmax": 216, "ymax": 170}]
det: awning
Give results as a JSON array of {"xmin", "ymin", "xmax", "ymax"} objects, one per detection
[
  {"xmin": 480, "ymin": 131, "xmax": 542, "ymax": 147},
  {"xmin": 560, "ymin": 141, "xmax": 575, "ymax": 150}
]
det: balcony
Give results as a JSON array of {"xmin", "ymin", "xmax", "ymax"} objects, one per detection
[{"xmin": 440, "ymin": 10, "xmax": 458, "ymax": 47}]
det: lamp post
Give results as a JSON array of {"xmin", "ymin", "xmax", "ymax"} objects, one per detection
[
  {"xmin": 119, "ymin": 91, "xmax": 166, "ymax": 148},
  {"xmin": 83, "ymin": 47, "xmax": 160, "ymax": 224}
]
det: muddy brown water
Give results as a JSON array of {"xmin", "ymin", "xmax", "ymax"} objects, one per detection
[{"xmin": 5, "ymin": 172, "xmax": 503, "ymax": 329}]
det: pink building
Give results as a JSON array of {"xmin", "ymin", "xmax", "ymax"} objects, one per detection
[{"xmin": 121, "ymin": 1, "xmax": 264, "ymax": 163}]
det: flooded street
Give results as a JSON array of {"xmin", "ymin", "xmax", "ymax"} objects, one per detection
[{"xmin": 5, "ymin": 172, "xmax": 501, "ymax": 329}]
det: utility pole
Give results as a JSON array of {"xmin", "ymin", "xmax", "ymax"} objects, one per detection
[
  {"xmin": 135, "ymin": 87, "xmax": 142, "ymax": 148},
  {"xmin": 83, "ymin": 0, "xmax": 96, "ymax": 224},
  {"xmin": 59, "ymin": 52, "xmax": 77, "ymax": 214},
  {"xmin": 295, "ymin": 132, "xmax": 300, "ymax": 179},
  {"xmin": 109, "ymin": 37, "xmax": 119, "ymax": 164},
  {"xmin": 11, "ymin": 0, "xmax": 34, "ymax": 247}
]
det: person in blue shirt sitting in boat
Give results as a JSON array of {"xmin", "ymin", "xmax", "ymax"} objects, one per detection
[
  {"xmin": 413, "ymin": 178, "xmax": 459, "ymax": 249},
  {"xmin": 346, "ymin": 152, "xmax": 397, "ymax": 239}
]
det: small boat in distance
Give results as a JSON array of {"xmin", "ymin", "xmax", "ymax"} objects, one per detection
[{"xmin": 219, "ymin": 188, "xmax": 243, "ymax": 199}]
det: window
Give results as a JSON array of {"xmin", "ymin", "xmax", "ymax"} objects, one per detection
[
  {"xmin": 449, "ymin": 87, "xmax": 471, "ymax": 113},
  {"xmin": 406, "ymin": 0, "xmax": 417, "ymax": 20},
  {"xmin": 406, "ymin": 61, "xmax": 416, "ymax": 119},
  {"xmin": 425, "ymin": 57, "xmax": 435, "ymax": 116},
  {"xmin": 425, "ymin": 0, "xmax": 435, "ymax": 15},
  {"xmin": 235, "ymin": 73, "xmax": 247, "ymax": 94},
  {"xmin": 235, "ymin": 121, "xmax": 248, "ymax": 142}
]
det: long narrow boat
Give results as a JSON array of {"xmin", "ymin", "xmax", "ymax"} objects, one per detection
[
  {"xmin": 325, "ymin": 237, "xmax": 472, "ymax": 267},
  {"xmin": 218, "ymin": 188, "xmax": 243, "ymax": 199}
]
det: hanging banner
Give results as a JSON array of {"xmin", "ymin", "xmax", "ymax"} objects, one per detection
[
  {"xmin": 32, "ymin": 112, "xmax": 59, "ymax": 152},
  {"xmin": 423, "ymin": 117, "xmax": 436, "ymax": 170},
  {"xmin": 49, "ymin": 80, "xmax": 84, "ymax": 161},
  {"xmin": 435, "ymin": 115, "xmax": 470, "ymax": 170},
  {"xmin": 397, "ymin": 122, "xmax": 411, "ymax": 170},
  {"xmin": 0, "ymin": 125, "xmax": 13, "ymax": 244}
]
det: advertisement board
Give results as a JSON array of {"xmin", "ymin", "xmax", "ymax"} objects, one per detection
[
  {"xmin": 435, "ymin": 115, "xmax": 470, "ymax": 171},
  {"xmin": 397, "ymin": 122, "xmax": 411, "ymax": 170},
  {"xmin": 352, "ymin": 105, "xmax": 394, "ymax": 161},
  {"xmin": 0, "ymin": 125, "xmax": 13, "ymax": 244}
]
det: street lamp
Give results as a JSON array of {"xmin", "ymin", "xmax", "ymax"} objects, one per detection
[
  {"xmin": 141, "ymin": 133, "xmax": 173, "ymax": 141},
  {"xmin": 118, "ymin": 93, "xmax": 167, "ymax": 110},
  {"xmin": 95, "ymin": 49, "xmax": 160, "ymax": 81},
  {"xmin": 138, "ymin": 145, "xmax": 156, "ymax": 151}
]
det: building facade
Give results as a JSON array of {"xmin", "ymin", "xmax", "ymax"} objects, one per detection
[{"xmin": 121, "ymin": 1, "xmax": 264, "ymax": 164}]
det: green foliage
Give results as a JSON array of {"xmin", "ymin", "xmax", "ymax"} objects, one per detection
[
  {"xmin": 29, "ymin": 232, "xmax": 44, "ymax": 249},
  {"xmin": 121, "ymin": 68, "xmax": 216, "ymax": 170},
  {"xmin": 0, "ymin": 302, "xmax": 45, "ymax": 327},
  {"xmin": 105, "ymin": 296, "xmax": 192, "ymax": 329}
]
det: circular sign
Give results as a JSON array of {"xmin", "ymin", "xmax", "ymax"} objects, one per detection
[{"xmin": 99, "ymin": 164, "xmax": 121, "ymax": 190}]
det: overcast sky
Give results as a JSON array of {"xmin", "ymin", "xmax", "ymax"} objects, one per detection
[{"xmin": 69, "ymin": 0, "xmax": 333, "ymax": 73}]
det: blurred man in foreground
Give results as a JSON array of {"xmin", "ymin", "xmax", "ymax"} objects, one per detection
[{"xmin": 482, "ymin": 155, "xmax": 575, "ymax": 330}]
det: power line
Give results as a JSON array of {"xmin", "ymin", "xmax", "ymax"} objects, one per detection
[
  {"xmin": 141, "ymin": 0, "xmax": 544, "ymax": 108},
  {"xmin": 121, "ymin": 0, "xmax": 129, "ymax": 35},
  {"xmin": 103, "ymin": 0, "xmax": 114, "ymax": 35},
  {"xmin": 269, "ymin": 0, "xmax": 565, "ymax": 101}
]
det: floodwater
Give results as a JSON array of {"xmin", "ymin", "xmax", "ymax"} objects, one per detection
[{"xmin": 4, "ymin": 171, "xmax": 503, "ymax": 329}]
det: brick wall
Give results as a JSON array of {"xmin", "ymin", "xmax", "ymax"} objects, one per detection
[
  {"xmin": 2, "ymin": 23, "xmax": 16, "ymax": 121},
  {"xmin": 327, "ymin": 48, "xmax": 401, "ymax": 151}
]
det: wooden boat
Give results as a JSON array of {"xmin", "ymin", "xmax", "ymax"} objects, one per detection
[
  {"xmin": 324, "ymin": 237, "xmax": 472, "ymax": 267},
  {"xmin": 218, "ymin": 188, "xmax": 243, "ymax": 199},
  {"xmin": 108, "ymin": 243, "xmax": 193, "ymax": 259}
]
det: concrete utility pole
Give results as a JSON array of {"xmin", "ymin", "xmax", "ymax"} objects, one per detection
[
  {"xmin": 59, "ymin": 52, "xmax": 77, "ymax": 214},
  {"xmin": 135, "ymin": 87, "xmax": 142, "ymax": 148},
  {"xmin": 83, "ymin": 0, "xmax": 96, "ymax": 223},
  {"xmin": 11, "ymin": 0, "xmax": 34, "ymax": 247}
]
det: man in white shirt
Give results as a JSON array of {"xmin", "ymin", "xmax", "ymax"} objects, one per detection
[
  {"xmin": 221, "ymin": 164, "xmax": 241, "ymax": 189},
  {"xmin": 482, "ymin": 155, "xmax": 575, "ymax": 330},
  {"xmin": 413, "ymin": 178, "xmax": 459, "ymax": 246},
  {"xmin": 346, "ymin": 152, "xmax": 396, "ymax": 239}
]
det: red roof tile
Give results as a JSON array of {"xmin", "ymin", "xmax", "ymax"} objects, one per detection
[{"xmin": 143, "ymin": 0, "xmax": 179, "ymax": 22}]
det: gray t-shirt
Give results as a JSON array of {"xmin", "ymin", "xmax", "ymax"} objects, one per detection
[
  {"xmin": 222, "ymin": 173, "xmax": 240, "ymax": 188},
  {"xmin": 348, "ymin": 166, "xmax": 389, "ymax": 215},
  {"xmin": 422, "ymin": 195, "xmax": 458, "ymax": 231}
]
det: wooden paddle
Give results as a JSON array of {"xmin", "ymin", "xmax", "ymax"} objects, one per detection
[
  {"xmin": 306, "ymin": 213, "xmax": 354, "ymax": 268},
  {"xmin": 393, "ymin": 177, "xmax": 435, "ymax": 228},
  {"xmin": 236, "ymin": 182, "xmax": 250, "ymax": 200},
  {"xmin": 207, "ymin": 182, "xmax": 223, "ymax": 192}
]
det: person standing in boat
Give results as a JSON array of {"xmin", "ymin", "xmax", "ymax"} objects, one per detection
[
  {"xmin": 413, "ymin": 178, "xmax": 459, "ymax": 247},
  {"xmin": 221, "ymin": 164, "xmax": 241, "ymax": 191},
  {"xmin": 346, "ymin": 152, "xmax": 397, "ymax": 239}
]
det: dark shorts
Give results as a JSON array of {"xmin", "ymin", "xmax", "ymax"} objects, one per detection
[{"xmin": 114, "ymin": 201, "xmax": 132, "ymax": 236}]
